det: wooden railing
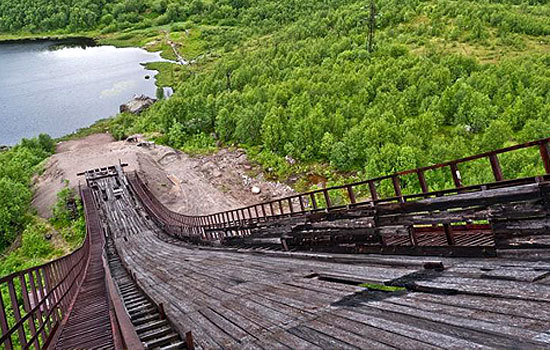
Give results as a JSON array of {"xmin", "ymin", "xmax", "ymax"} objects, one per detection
[
  {"xmin": 129, "ymin": 137, "xmax": 550, "ymax": 241},
  {"xmin": 0, "ymin": 188, "xmax": 95, "ymax": 350}
]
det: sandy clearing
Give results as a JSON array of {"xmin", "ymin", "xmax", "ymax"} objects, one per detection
[{"xmin": 32, "ymin": 133, "xmax": 294, "ymax": 218}]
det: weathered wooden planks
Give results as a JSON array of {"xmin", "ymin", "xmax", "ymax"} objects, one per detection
[{"xmin": 86, "ymin": 169, "xmax": 550, "ymax": 350}]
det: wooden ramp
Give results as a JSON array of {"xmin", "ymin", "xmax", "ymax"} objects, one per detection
[
  {"xmin": 91, "ymin": 170, "xmax": 550, "ymax": 350},
  {"xmin": 55, "ymin": 187, "xmax": 115, "ymax": 349}
]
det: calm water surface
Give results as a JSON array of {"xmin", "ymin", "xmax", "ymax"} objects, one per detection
[{"xmin": 0, "ymin": 40, "xmax": 165, "ymax": 145}]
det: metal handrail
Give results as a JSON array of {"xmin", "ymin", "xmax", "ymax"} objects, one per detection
[
  {"xmin": 130, "ymin": 137, "xmax": 550, "ymax": 238},
  {"xmin": 0, "ymin": 188, "xmax": 95, "ymax": 350}
]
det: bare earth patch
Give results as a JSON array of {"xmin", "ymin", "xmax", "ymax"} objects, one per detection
[{"xmin": 32, "ymin": 133, "xmax": 294, "ymax": 217}]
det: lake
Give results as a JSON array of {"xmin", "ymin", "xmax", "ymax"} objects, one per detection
[{"xmin": 0, "ymin": 39, "xmax": 165, "ymax": 145}]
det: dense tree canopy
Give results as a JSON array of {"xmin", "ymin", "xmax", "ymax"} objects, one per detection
[
  {"xmin": 2, "ymin": 0, "xmax": 550, "ymax": 194},
  {"xmin": 0, "ymin": 135, "xmax": 55, "ymax": 250},
  {"xmin": 111, "ymin": 0, "xmax": 550, "ymax": 191}
]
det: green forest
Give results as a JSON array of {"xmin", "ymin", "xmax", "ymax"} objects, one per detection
[
  {"xmin": 2, "ymin": 0, "xmax": 550, "ymax": 261},
  {"xmin": 105, "ymin": 0, "xmax": 550, "ymax": 187},
  {"xmin": 0, "ymin": 135, "xmax": 85, "ymax": 277}
]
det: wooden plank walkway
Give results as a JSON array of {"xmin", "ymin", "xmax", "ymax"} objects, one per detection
[
  {"xmin": 91, "ymin": 175, "xmax": 550, "ymax": 350},
  {"xmin": 55, "ymin": 188, "xmax": 115, "ymax": 350}
]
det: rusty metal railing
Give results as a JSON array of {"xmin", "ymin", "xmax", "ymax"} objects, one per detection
[
  {"xmin": 129, "ymin": 137, "xmax": 550, "ymax": 241},
  {"xmin": 0, "ymin": 188, "xmax": 95, "ymax": 350}
]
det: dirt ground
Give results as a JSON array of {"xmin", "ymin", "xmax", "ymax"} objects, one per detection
[{"xmin": 32, "ymin": 133, "xmax": 295, "ymax": 218}]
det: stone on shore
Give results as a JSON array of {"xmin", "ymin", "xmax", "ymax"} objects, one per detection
[{"xmin": 120, "ymin": 95, "xmax": 156, "ymax": 114}]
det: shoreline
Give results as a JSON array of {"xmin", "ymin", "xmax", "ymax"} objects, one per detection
[
  {"xmin": 0, "ymin": 32, "xmax": 98, "ymax": 44},
  {"xmin": 0, "ymin": 32, "xmax": 174, "ymax": 146}
]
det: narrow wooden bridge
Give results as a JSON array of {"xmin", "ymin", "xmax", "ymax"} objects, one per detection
[{"xmin": 2, "ymin": 139, "xmax": 550, "ymax": 349}]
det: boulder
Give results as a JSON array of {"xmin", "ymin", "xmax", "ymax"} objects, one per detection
[{"xmin": 120, "ymin": 95, "xmax": 157, "ymax": 114}]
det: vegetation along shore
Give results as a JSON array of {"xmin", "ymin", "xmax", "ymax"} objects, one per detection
[{"xmin": 2, "ymin": 0, "xmax": 550, "ymax": 271}]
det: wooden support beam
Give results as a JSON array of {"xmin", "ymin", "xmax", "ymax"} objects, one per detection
[
  {"xmin": 323, "ymin": 188, "xmax": 332, "ymax": 208},
  {"xmin": 540, "ymin": 141, "xmax": 550, "ymax": 174},
  {"xmin": 346, "ymin": 186, "xmax": 356, "ymax": 204},
  {"xmin": 489, "ymin": 154, "xmax": 504, "ymax": 182},
  {"xmin": 417, "ymin": 170, "xmax": 428, "ymax": 193},
  {"xmin": 392, "ymin": 176, "xmax": 404, "ymax": 203},
  {"xmin": 368, "ymin": 181, "xmax": 378, "ymax": 201},
  {"xmin": 444, "ymin": 224, "xmax": 455, "ymax": 246},
  {"xmin": 450, "ymin": 163, "xmax": 462, "ymax": 188},
  {"xmin": 310, "ymin": 193, "xmax": 318, "ymax": 210}
]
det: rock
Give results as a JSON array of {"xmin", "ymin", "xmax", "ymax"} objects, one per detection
[
  {"xmin": 120, "ymin": 95, "xmax": 156, "ymax": 114},
  {"xmin": 211, "ymin": 169, "xmax": 222, "ymax": 178},
  {"xmin": 285, "ymin": 155, "xmax": 296, "ymax": 165},
  {"xmin": 251, "ymin": 186, "xmax": 261, "ymax": 194},
  {"xmin": 0, "ymin": 145, "xmax": 10, "ymax": 152},
  {"xmin": 125, "ymin": 135, "xmax": 141, "ymax": 143},
  {"xmin": 136, "ymin": 141, "xmax": 155, "ymax": 148}
]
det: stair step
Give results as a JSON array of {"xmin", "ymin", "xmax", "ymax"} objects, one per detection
[
  {"xmin": 131, "ymin": 308, "xmax": 156, "ymax": 321},
  {"xmin": 127, "ymin": 302, "xmax": 152, "ymax": 314},
  {"xmin": 129, "ymin": 304, "xmax": 154, "ymax": 315},
  {"xmin": 144, "ymin": 333, "xmax": 179, "ymax": 348},
  {"xmin": 136, "ymin": 320, "xmax": 168, "ymax": 334},
  {"xmin": 126, "ymin": 299, "xmax": 149, "ymax": 309},
  {"xmin": 159, "ymin": 341, "xmax": 185, "ymax": 350},
  {"xmin": 125, "ymin": 296, "xmax": 147, "ymax": 305},
  {"xmin": 140, "ymin": 326, "xmax": 171, "ymax": 342},
  {"xmin": 134, "ymin": 314, "xmax": 160, "ymax": 326},
  {"xmin": 121, "ymin": 290, "xmax": 141, "ymax": 298}
]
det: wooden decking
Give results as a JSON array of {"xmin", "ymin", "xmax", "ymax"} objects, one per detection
[
  {"xmin": 55, "ymin": 188, "xmax": 115, "ymax": 350},
  {"xmin": 93, "ymin": 175, "xmax": 550, "ymax": 350}
]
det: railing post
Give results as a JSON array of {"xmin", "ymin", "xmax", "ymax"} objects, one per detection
[
  {"xmin": 368, "ymin": 181, "xmax": 378, "ymax": 202},
  {"xmin": 444, "ymin": 224, "xmax": 455, "ymax": 246},
  {"xmin": 261, "ymin": 204, "xmax": 267, "ymax": 218},
  {"xmin": 278, "ymin": 200, "xmax": 284, "ymax": 215},
  {"xmin": 489, "ymin": 154, "xmax": 504, "ymax": 181},
  {"xmin": 392, "ymin": 175, "xmax": 404, "ymax": 203},
  {"xmin": 0, "ymin": 288, "xmax": 13, "ymax": 350},
  {"xmin": 28, "ymin": 271, "xmax": 46, "ymax": 344},
  {"xmin": 310, "ymin": 193, "xmax": 318, "ymax": 210},
  {"xmin": 8, "ymin": 279, "xmax": 27, "ymax": 348},
  {"xmin": 346, "ymin": 186, "xmax": 356, "ymax": 204},
  {"xmin": 540, "ymin": 141, "xmax": 550, "ymax": 174},
  {"xmin": 20, "ymin": 275, "xmax": 39, "ymax": 350},
  {"xmin": 322, "ymin": 188, "xmax": 332, "ymax": 209},
  {"xmin": 287, "ymin": 198, "xmax": 294, "ymax": 214},
  {"xmin": 450, "ymin": 163, "xmax": 462, "ymax": 188},
  {"xmin": 417, "ymin": 170, "xmax": 428, "ymax": 193}
]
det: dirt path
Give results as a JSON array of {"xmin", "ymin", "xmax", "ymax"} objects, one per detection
[{"xmin": 32, "ymin": 133, "xmax": 294, "ymax": 218}]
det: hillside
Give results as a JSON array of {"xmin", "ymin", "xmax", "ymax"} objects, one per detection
[{"xmin": 2, "ymin": 0, "xmax": 550, "ymax": 267}]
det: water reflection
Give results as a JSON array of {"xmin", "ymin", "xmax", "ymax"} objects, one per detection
[{"xmin": 0, "ymin": 39, "xmax": 167, "ymax": 145}]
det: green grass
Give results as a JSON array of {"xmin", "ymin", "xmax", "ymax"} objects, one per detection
[
  {"xmin": 359, "ymin": 283, "xmax": 407, "ymax": 292},
  {"xmin": 0, "ymin": 186, "xmax": 85, "ymax": 278},
  {"xmin": 144, "ymin": 61, "xmax": 188, "ymax": 87},
  {"xmin": 56, "ymin": 118, "xmax": 114, "ymax": 142}
]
